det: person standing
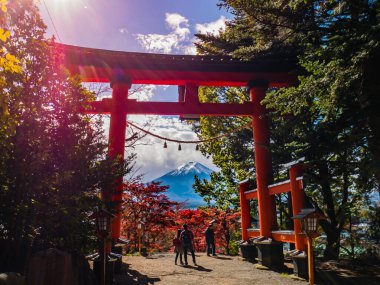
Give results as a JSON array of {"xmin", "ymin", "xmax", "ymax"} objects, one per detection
[
  {"xmin": 205, "ymin": 223, "xmax": 216, "ymax": 256},
  {"xmin": 173, "ymin": 229, "xmax": 184, "ymax": 265},
  {"xmin": 180, "ymin": 224, "xmax": 197, "ymax": 266}
]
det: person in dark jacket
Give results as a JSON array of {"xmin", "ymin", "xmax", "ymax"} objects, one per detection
[
  {"xmin": 180, "ymin": 224, "xmax": 197, "ymax": 266},
  {"xmin": 205, "ymin": 223, "xmax": 216, "ymax": 256}
]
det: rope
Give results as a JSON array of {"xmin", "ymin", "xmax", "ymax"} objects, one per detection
[
  {"xmin": 126, "ymin": 120, "xmax": 252, "ymax": 144},
  {"xmin": 42, "ymin": 0, "xmax": 62, "ymax": 42}
]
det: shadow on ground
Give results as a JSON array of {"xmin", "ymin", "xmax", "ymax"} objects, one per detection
[
  {"xmin": 315, "ymin": 259, "xmax": 380, "ymax": 285},
  {"xmin": 185, "ymin": 265, "xmax": 212, "ymax": 272},
  {"xmin": 115, "ymin": 263, "xmax": 161, "ymax": 285},
  {"xmin": 213, "ymin": 256, "xmax": 232, "ymax": 260},
  {"xmin": 253, "ymin": 258, "xmax": 380, "ymax": 285}
]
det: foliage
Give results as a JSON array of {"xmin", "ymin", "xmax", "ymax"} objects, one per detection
[
  {"xmin": 367, "ymin": 205, "xmax": 380, "ymax": 243},
  {"xmin": 195, "ymin": 0, "xmax": 305, "ymax": 59},
  {"xmin": 0, "ymin": 0, "xmax": 133, "ymax": 272},
  {"xmin": 0, "ymin": 0, "xmax": 21, "ymax": 74},
  {"xmin": 121, "ymin": 180, "xmax": 180, "ymax": 252},
  {"xmin": 194, "ymin": 0, "xmax": 380, "ymax": 259},
  {"xmin": 173, "ymin": 208, "xmax": 240, "ymax": 254},
  {"xmin": 0, "ymin": 0, "xmax": 21, "ymax": 132}
]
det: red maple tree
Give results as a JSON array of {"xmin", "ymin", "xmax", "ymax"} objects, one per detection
[
  {"xmin": 121, "ymin": 180, "xmax": 180, "ymax": 252},
  {"xmin": 173, "ymin": 208, "xmax": 240, "ymax": 254}
]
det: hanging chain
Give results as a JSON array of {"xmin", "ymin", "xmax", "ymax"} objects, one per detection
[{"xmin": 126, "ymin": 120, "xmax": 252, "ymax": 144}]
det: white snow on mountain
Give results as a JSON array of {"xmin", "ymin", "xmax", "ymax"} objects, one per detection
[{"xmin": 167, "ymin": 161, "xmax": 214, "ymax": 176}]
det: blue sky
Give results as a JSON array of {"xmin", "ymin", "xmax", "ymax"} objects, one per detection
[
  {"xmin": 40, "ymin": 0, "xmax": 229, "ymax": 53},
  {"xmin": 40, "ymin": 0, "xmax": 230, "ymax": 180}
]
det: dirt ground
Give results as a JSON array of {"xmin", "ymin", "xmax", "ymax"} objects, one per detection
[
  {"xmin": 115, "ymin": 252, "xmax": 308, "ymax": 285},
  {"xmin": 316, "ymin": 259, "xmax": 380, "ymax": 285},
  {"xmin": 113, "ymin": 252, "xmax": 380, "ymax": 285}
]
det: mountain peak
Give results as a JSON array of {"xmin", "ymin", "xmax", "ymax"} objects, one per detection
[
  {"xmin": 152, "ymin": 161, "xmax": 214, "ymax": 208},
  {"xmin": 170, "ymin": 161, "xmax": 213, "ymax": 176}
]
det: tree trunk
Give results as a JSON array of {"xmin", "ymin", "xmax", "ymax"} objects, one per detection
[
  {"xmin": 320, "ymin": 220, "xmax": 341, "ymax": 259},
  {"xmin": 317, "ymin": 162, "xmax": 341, "ymax": 259},
  {"xmin": 325, "ymin": 232, "xmax": 340, "ymax": 259}
]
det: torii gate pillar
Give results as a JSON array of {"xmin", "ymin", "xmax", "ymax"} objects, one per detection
[
  {"xmin": 239, "ymin": 181, "xmax": 251, "ymax": 241},
  {"xmin": 108, "ymin": 75, "xmax": 131, "ymax": 241},
  {"xmin": 249, "ymin": 80, "xmax": 277, "ymax": 237}
]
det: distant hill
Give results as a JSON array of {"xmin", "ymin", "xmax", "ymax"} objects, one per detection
[{"xmin": 152, "ymin": 161, "xmax": 213, "ymax": 208}]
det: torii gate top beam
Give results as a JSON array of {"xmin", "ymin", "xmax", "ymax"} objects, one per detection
[{"xmin": 56, "ymin": 44, "xmax": 298, "ymax": 87}]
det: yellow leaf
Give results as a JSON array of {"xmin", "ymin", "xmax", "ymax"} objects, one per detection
[
  {"xmin": 1, "ymin": 5, "xmax": 6, "ymax": 13},
  {"xmin": 0, "ymin": 28, "xmax": 10, "ymax": 42},
  {"xmin": 0, "ymin": 0, "xmax": 7, "ymax": 13}
]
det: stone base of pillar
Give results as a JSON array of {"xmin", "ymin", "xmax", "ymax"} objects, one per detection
[
  {"xmin": 93, "ymin": 256, "xmax": 116, "ymax": 284},
  {"xmin": 112, "ymin": 244, "xmax": 123, "ymax": 255},
  {"xmin": 111, "ymin": 244, "xmax": 124, "ymax": 274},
  {"xmin": 239, "ymin": 244, "xmax": 257, "ymax": 262},
  {"xmin": 292, "ymin": 254, "xmax": 308, "ymax": 279},
  {"xmin": 109, "ymin": 252, "xmax": 123, "ymax": 274},
  {"xmin": 140, "ymin": 247, "xmax": 148, "ymax": 257},
  {"xmin": 254, "ymin": 241, "xmax": 284, "ymax": 268}
]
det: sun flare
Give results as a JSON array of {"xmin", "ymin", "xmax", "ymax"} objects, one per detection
[
  {"xmin": 44, "ymin": 0, "xmax": 82, "ymax": 5},
  {"xmin": 42, "ymin": 0, "xmax": 85, "ymax": 13},
  {"xmin": 49, "ymin": 0, "xmax": 75, "ymax": 2}
]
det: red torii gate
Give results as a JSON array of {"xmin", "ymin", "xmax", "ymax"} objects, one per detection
[{"xmin": 56, "ymin": 44, "xmax": 304, "ymax": 249}]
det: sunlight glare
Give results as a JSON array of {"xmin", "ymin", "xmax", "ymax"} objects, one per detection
[
  {"xmin": 50, "ymin": 0, "xmax": 75, "ymax": 2},
  {"xmin": 46, "ymin": 0, "xmax": 82, "ymax": 6},
  {"xmin": 44, "ymin": 0, "xmax": 85, "ymax": 12}
]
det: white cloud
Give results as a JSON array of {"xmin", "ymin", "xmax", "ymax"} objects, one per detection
[
  {"xmin": 165, "ymin": 13, "xmax": 190, "ymax": 40},
  {"xmin": 135, "ymin": 33, "xmax": 179, "ymax": 54},
  {"xmin": 134, "ymin": 14, "xmax": 228, "ymax": 55},
  {"xmin": 135, "ymin": 13, "xmax": 190, "ymax": 54},
  {"xmin": 129, "ymin": 84, "xmax": 157, "ymax": 101},
  {"xmin": 195, "ymin": 16, "xmax": 227, "ymax": 36},
  {"xmin": 119, "ymin": 28, "xmax": 128, "ymax": 34},
  {"xmin": 183, "ymin": 45, "xmax": 197, "ymax": 55}
]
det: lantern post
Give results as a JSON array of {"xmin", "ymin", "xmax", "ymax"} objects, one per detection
[
  {"xmin": 91, "ymin": 209, "xmax": 115, "ymax": 285},
  {"xmin": 293, "ymin": 208, "xmax": 324, "ymax": 285}
]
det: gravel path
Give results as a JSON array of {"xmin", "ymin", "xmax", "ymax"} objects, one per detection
[{"xmin": 116, "ymin": 252, "xmax": 308, "ymax": 285}]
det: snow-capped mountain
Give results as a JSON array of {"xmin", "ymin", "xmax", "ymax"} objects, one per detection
[
  {"xmin": 152, "ymin": 161, "xmax": 214, "ymax": 208},
  {"xmin": 166, "ymin": 161, "xmax": 214, "ymax": 176}
]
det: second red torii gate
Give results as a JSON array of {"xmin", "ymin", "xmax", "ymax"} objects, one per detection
[{"xmin": 56, "ymin": 43, "xmax": 299, "ymax": 242}]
